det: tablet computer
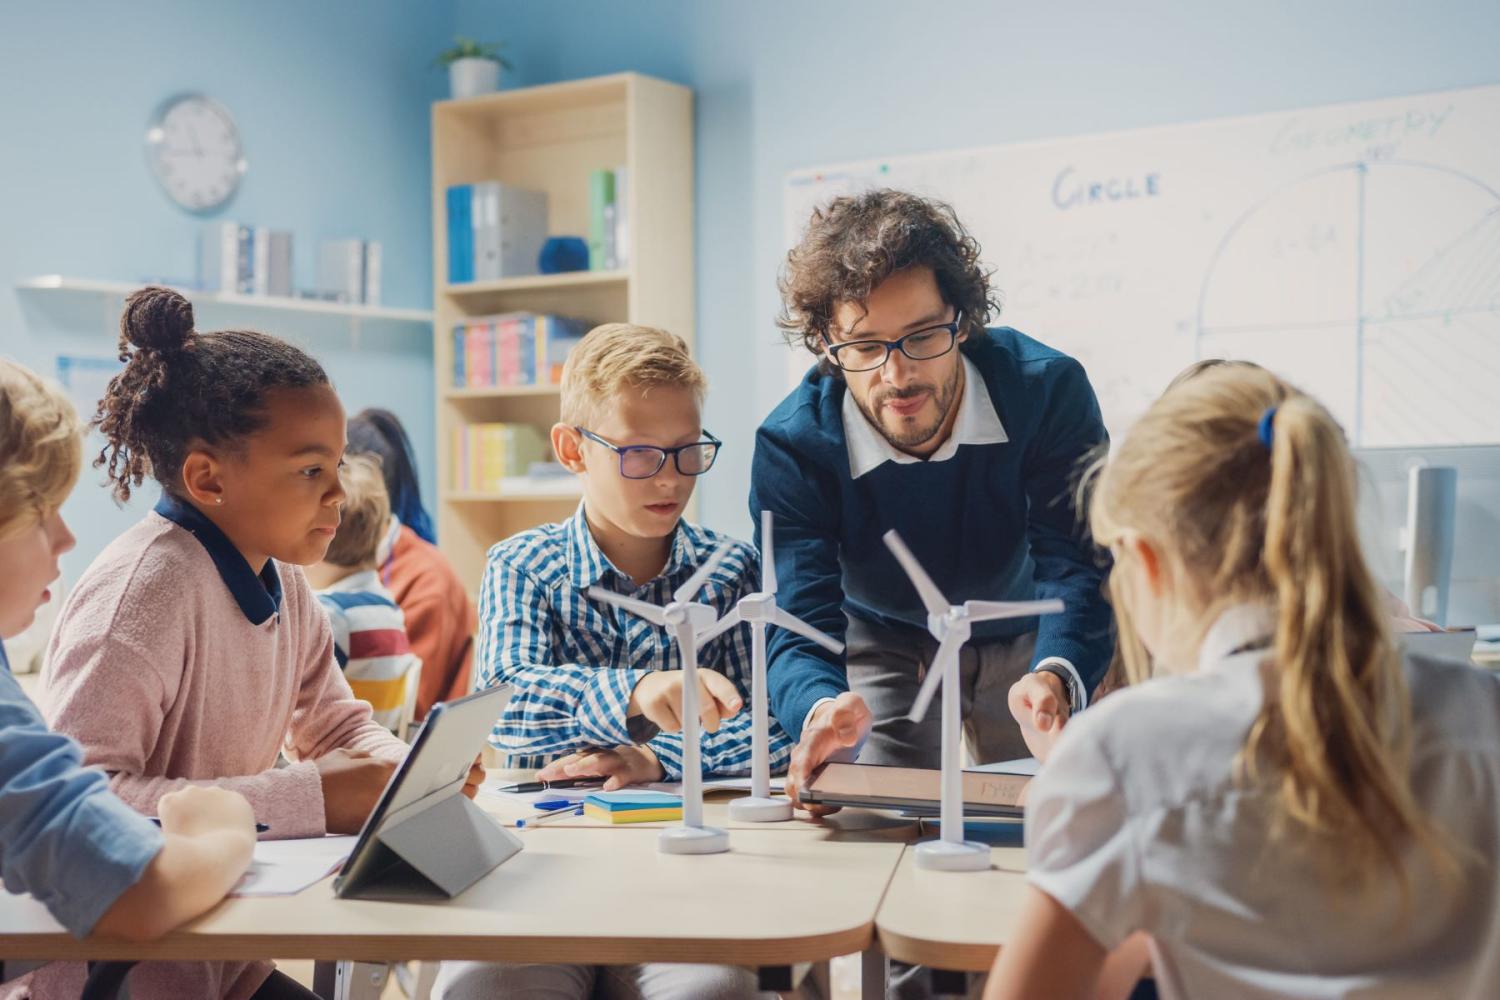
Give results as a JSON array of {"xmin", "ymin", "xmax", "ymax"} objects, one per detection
[
  {"xmin": 801, "ymin": 761, "xmax": 1029, "ymax": 818},
  {"xmin": 333, "ymin": 685, "xmax": 515, "ymax": 899}
]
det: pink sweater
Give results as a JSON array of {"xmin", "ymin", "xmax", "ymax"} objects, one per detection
[{"xmin": 21, "ymin": 511, "xmax": 407, "ymax": 1000}]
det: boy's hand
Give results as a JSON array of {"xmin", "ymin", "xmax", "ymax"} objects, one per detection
[
  {"xmin": 462, "ymin": 755, "xmax": 485, "ymax": 800},
  {"xmin": 537, "ymin": 745, "xmax": 664, "ymax": 791},
  {"xmin": 1008, "ymin": 672, "xmax": 1070, "ymax": 764},
  {"xmin": 156, "ymin": 785, "xmax": 257, "ymax": 843},
  {"xmin": 628, "ymin": 669, "xmax": 743, "ymax": 734},
  {"xmin": 316, "ymin": 748, "xmax": 398, "ymax": 833}
]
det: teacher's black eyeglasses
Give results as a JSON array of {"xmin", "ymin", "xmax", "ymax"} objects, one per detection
[{"xmin": 822, "ymin": 311, "xmax": 963, "ymax": 373}]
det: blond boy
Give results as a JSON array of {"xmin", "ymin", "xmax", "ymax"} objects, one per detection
[{"xmin": 437, "ymin": 324, "xmax": 779, "ymax": 1000}]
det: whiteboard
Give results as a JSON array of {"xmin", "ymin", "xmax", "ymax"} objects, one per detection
[{"xmin": 783, "ymin": 84, "xmax": 1500, "ymax": 447}]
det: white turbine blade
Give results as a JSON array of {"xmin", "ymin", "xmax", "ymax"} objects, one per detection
[
  {"xmin": 696, "ymin": 607, "xmax": 744, "ymax": 644},
  {"xmin": 674, "ymin": 542, "xmax": 734, "ymax": 604},
  {"xmin": 909, "ymin": 631, "xmax": 963, "ymax": 723},
  {"xmin": 962, "ymin": 598, "xmax": 1065, "ymax": 623},
  {"xmin": 771, "ymin": 607, "xmax": 844, "ymax": 655},
  {"xmin": 587, "ymin": 586, "xmax": 668, "ymax": 626},
  {"xmin": 882, "ymin": 530, "xmax": 950, "ymax": 618},
  {"xmin": 761, "ymin": 510, "xmax": 777, "ymax": 596}
]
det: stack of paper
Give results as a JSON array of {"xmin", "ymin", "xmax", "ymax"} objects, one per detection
[
  {"xmin": 233, "ymin": 835, "xmax": 359, "ymax": 897},
  {"xmin": 583, "ymin": 790, "xmax": 683, "ymax": 825}
]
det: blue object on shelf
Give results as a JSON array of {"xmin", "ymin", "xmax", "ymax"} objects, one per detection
[{"xmin": 538, "ymin": 236, "xmax": 590, "ymax": 274}]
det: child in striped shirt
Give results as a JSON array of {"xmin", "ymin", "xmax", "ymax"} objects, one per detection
[{"xmin": 308, "ymin": 454, "xmax": 418, "ymax": 735}]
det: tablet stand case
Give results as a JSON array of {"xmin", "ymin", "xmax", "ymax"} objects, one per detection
[{"xmin": 336, "ymin": 784, "xmax": 523, "ymax": 901}]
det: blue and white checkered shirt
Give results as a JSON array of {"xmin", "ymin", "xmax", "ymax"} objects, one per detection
[{"xmin": 476, "ymin": 504, "xmax": 793, "ymax": 779}]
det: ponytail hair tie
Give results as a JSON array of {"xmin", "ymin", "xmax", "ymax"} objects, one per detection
[{"xmin": 1257, "ymin": 406, "xmax": 1278, "ymax": 450}]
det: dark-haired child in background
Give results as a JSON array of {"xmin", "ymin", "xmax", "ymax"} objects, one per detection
[
  {"xmin": 347, "ymin": 407, "xmax": 475, "ymax": 718},
  {"xmin": 33, "ymin": 287, "xmax": 483, "ymax": 1000}
]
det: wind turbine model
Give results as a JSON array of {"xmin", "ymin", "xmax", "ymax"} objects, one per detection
[
  {"xmin": 696, "ymin": 511, "xmax": 845, "ymax": 822},
  {"xmin": 883, "ymin": 529, "xmax": 1065, "ymax": 871},
  {"xmin": 588, "ymin": 543, "xmax": 736, "ymax": 854}
]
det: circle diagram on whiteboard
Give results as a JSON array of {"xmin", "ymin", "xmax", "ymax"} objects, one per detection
[{"xmin": 1196, "ymin": 160, "xmax": 1500, "ymax": 447}]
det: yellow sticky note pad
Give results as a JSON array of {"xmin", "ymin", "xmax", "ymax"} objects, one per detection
[{"xmin": 583, "ymin": 804, "xmax": 683, "ymax": 824}]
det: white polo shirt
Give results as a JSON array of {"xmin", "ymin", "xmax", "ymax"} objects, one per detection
[{"xmin": 1026, "ymin": 604, "xmax": 1500, "ymax": 999}]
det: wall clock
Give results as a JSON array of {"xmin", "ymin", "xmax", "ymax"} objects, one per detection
[{"xmin": 145, "ymin": 93, "xmax": 246, "ymax": 213}]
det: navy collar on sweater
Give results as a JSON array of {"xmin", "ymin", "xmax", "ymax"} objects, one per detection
[{"xmin": 154, "ymin": 494, "xmax": 284, "ymax": 625}]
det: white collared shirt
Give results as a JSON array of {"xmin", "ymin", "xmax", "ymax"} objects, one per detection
[
  {"xmin": 1026, "ymin": 604, "xmax": 1500, "ymax": 999},
  {"xmin": 840, "ymin": 356, "xmax": 1008, "ymax": 480}
]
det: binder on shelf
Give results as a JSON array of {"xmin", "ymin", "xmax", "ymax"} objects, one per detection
[
  {"xmin": 199, "ymin": 222, "xmax": 241, "ymax": 293},
  {"xmin": 363, "ymin": 240, "xmax": 382, "ymax": 306},
  {"xmin": 612, "ymin": 164, "xmax": 630, "ymax": 270},
  {"xmin": 588, "ymin": 169, "xmax": 615, "ymax": 271},
  {"xmin": 446, "ymin": 184, "xmax": 474, "ymax": 283},
  {"xmin": 251, "ymin": 228, "xmax": 270, "ymax": 296},
  {"xmin": 471, "ymin": 182, "xmax": 548, "ymax": 281},
  {"xmin": 267, "ymin": 231, "xmax": 294, "ymax": 297}
]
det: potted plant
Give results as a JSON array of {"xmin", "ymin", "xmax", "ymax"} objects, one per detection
[{"xmin": 435, "ymin": 37, "xmax": 511, "ymax": 99}]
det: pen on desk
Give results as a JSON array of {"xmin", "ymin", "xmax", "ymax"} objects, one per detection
[
  {"xmin": 149, "ymin": 817, "xmax": 270, "ymax": 833},
  {"xmin": 493, "ymin": 777, "xmax": 604, "ymax": 794},
  {"xmin": 516, "ymin": 806, "xmax": 584, "ymax": 829}
]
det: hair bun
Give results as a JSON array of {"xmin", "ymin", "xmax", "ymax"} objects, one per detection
[{"xmin": 121, "ymin": 286, "xmax": 194, "ymax": 354}]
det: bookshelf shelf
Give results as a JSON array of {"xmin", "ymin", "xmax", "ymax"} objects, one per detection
[
  {"xmin": 443, "ymin": 479, "xmax": 583, "ymax": 503},
  {"xmin": 442, "ymin": 270, "xmax": 627, "ymax": 297},
  {"xmin": 18, "ymin": 275, "xmax": 433, "ymax": 324},
  {"xmin": 433, "ymin": 73, "xmax": 694, "ymax": 587},
  {"xmin": 443, "ymin": 385, "xmax": 561, "ymax": 400}
]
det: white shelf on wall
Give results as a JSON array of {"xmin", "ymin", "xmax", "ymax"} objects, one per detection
[{"xmin": 17, "ymin": 275, "xmax": 433, "ymax": 325}]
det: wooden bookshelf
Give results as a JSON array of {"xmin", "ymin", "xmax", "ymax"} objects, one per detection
[{"xmin": 432, "ymin": 73, "xmax": 694, "ymax": 590}]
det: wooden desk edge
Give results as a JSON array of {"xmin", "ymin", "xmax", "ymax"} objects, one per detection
[
  {"xmin": 875, "ymin": 926, "xmax": 999, "ymax": 973},
  {"xmin": 0, "ymin": 924, "xmax": 878, "ymax": 967}
]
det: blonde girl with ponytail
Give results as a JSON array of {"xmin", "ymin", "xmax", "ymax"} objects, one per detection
[{"xmin": 985, "ymin": 365, "xmax": 1499, "ymax": 1000}]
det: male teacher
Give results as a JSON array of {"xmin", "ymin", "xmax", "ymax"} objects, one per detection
[{"xmin": 749, "ymin": 189, "xmax": 1114, "ymax": 809}]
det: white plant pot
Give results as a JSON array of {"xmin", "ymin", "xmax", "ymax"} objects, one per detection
[{"xmin": 449, "ymin": 57, "xmax": 501, "ymax": 99}]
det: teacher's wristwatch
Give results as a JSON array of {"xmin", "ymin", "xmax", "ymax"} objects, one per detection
[{"xmin": 1033, "ymin": 663, "xmax": 1080, "ymax": 716}]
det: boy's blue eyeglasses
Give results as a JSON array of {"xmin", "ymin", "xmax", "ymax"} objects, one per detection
[{"xmin": 575, "ymin": 428, "xmax": 722, "ymax": 479}]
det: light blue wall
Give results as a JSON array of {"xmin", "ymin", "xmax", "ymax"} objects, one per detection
[
  {"xmin": 456, "ymin": 0, "xmax": 1500, "ymax": 542},
  {"xmin": 6, "ymin": 1, "xmax": 1497, "ymax": 608},
  {"xmin": 0, "ymin": 0, "xmax": 452, "ymax": 585}
]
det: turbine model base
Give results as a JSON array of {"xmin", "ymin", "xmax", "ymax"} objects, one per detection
[
  {"xmin": 727, "ymin": 795, "xmax": 794, "ymax": 823},
  {"xmin": 658, "ymin": 824, "xmax": 730, "ymax": 855},
  {"xmin": 914, "ymin": 838, "xmax": 991, "ymax": 872}
]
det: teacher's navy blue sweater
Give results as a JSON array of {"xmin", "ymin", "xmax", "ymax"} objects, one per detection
[{"xmin": 750, "ymin": 327, "xmax": 1113, "ymax": 742}]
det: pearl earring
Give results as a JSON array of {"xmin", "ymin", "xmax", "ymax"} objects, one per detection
[{"xmin": 215, "ymin": 498, "xmax": 223, "ymax": 505}]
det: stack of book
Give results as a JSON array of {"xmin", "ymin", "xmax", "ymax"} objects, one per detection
[
  {"xmin": 445, "ymin": 182, "xmax": 549, "ymax": 283},
  {"xmin": 451, "ymin": 313, "xmax": 589, "ymax": 389},
  {"xmin": 317, "ymin": 239, "xmax": 383, "ymax": 306},
  {"xmin": 449, "ymin": 423, "xmax": 549, "ymax": 494},
  {"xmin": 199, "ymin": 223, "xmax": 294, "ymax": 297},
  {"xmin": 588, "ymin": 167, "xmax": 629, "ymax": 271}
]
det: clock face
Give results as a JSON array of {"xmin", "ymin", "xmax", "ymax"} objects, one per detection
[{"xmin": 145, "ymin": 94, "xmax": 245, "ymax": 213}]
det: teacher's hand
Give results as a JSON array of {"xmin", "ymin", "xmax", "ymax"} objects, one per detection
[
  {"xmin": 785, "ymin": 692, "xmax": 872, "ymax": 817},
  {"xmin": 1008, "ymin": 672, "xmax": 1070, "ymax": 764}
]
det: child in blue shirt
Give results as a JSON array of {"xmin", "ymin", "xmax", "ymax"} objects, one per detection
[{"xmin": 0, "ymin": 358, "xmax": 255, "ymax": 950}]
